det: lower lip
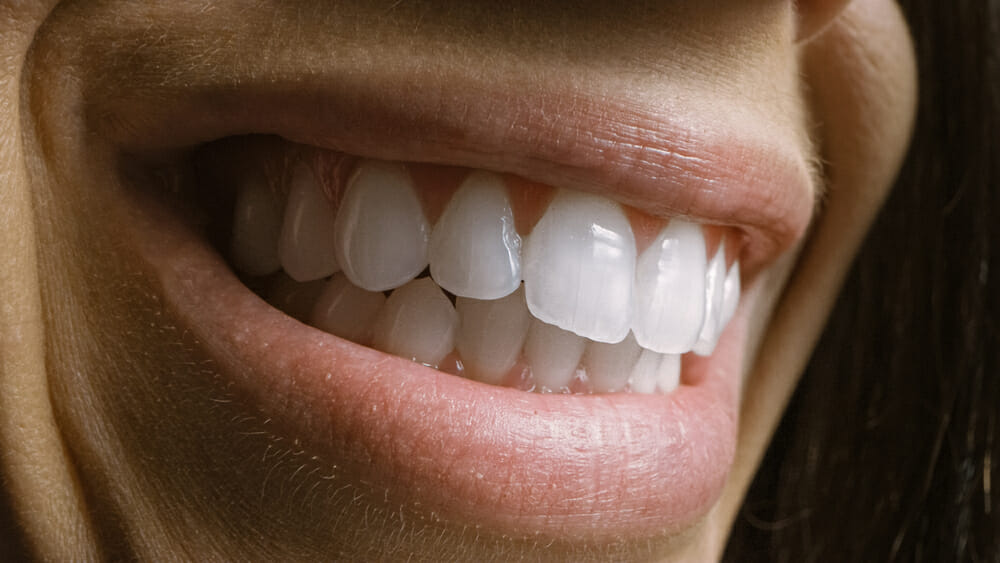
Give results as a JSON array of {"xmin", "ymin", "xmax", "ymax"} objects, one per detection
[{"xmin": 123, "ymin": 181, "xmax": 746, "ymax": 542}]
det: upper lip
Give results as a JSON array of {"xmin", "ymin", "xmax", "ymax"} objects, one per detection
[
  {"xmin": 97, "ymin": 44, "xmax": 814, "ymax": 544},
  {"xmin": 95, "ymin": 59, "xmax": 813, "ymax": 277}
]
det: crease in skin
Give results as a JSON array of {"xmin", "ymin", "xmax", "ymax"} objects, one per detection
[
  {"xmin": 0, "ymin": 1, "xmax": 102, "ymax": 560},
  {"xmin": 713, "ymin": 0, "xmax": 918, "ymax": 557}
]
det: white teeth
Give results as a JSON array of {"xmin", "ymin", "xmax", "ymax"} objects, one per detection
[
  {"xmin": 628, "ymin": 349, "xmax": 664, "ymax": 394},
  {"xmin": 278, "ymin": 164, "xmax": 341, "ymax": 282},
  {"xmin": 523, "ymin": 319, "xmax": 586, "ymax": 391},
  {"xmin": 239, "ymin": 154, "xmax": 746, "ymax": 393},
  {"xmin": 455, "ymin": 286, "xmax": 532, "ymax": 385},
  {"xmin": 583, "ymin": 333, "xmax": 642, "ymax": 393},
  {"xmin": 632, "ymin": 220, "xmax": 707, "ymax": 354},
  {"xmin": 692, "ymin": 246, "xmax": 727, "ymax": 356},
  {"xmin": 657, "ymin": 354, "xmax": 681, "ymax": 393},
  {"xmin": 310, "ymin": 274, "xmax": 386, "ymax": 345},
  {"xmin": 429, "ymin": 171, "xmax": 522, "ymax": 300},
  {"xmin": 371, "ymin": 278, "xmax": 458, "ymax": 367},
  {"xmin": 334, "ymin": 160, "xmax": 430, "ymax": 292},
  {"xmin": 230, "ymin": 177, "xmax": 282, "ymax": 277},
  {"xmin": 523, "ymin": 190, "xmax": 636, "ymax": 344},
  {"xmin": 720, "ymin": 261, "xmax": 741, "ymax": 328}
]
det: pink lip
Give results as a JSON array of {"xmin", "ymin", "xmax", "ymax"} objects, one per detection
[
  {"xmin": 105, "ymin": 75, "xmax": 811, "ymax": 542},
  {"xmin": 122, "ymin": 183, "xmax": 746, "ymax": 541},
  {"xmin": 100, "ymin": 70, "xmax": 813, "ymax": 275}
]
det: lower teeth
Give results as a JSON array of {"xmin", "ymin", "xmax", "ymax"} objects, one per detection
[{"xmin": 261, "ymin": 271, "xmax": 687, "ymax": 395}]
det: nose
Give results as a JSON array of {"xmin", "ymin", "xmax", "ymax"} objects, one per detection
[{"xmin": 796, "ymin": 0, "xmax": 854, "ymax": 41}]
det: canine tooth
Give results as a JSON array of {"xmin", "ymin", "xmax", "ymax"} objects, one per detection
[
  {"xmin": 693, "ymin": 247, "xmax": 727, "ymax": 356},
  {"xmin": 524, "ymin": 319, "xmax": 586, "ymax": 392},
  {"xmin": 657, "ymin": 354, "xmax": 681, "ymax": 393},
  {"xmin": 455, "ymin": 286, "xmax": 532, "ymax": 385},
  {"xmin": 632, "ymin": 220, "xmax": 707, "ymax": 354},
  {"xmin": 720, "ymin": 261, "xmax": 741, "ymax": 327},
  {"xmin": 310, "ymin": 274, "xmax": 386, "ymax": 345},
  {"xmin": 230, "ymin": 177, "xmax": 282, "ymax": 276},
  {"xmin": 371, "ymin": 278, "xmax": 457, "ymax": 367},
  {"xmin": 523, "ymin": 190, "xmax": 635, "ymax": 344},
  {"xmin": 278, "ymin": 164, "xmax": 341, "ymax": 281},
  {"xmin": 583, "ymin": 333, "xmax": 642, "ymax": 393},
  {"xmin": 335, "ymin": 160, "xmax": 430, "ymax": 292},
  {"xmin": 628, "ymin": 349, "xmax": 663, "ymax": 394},
  {"xmin": 429, "ymin": 171, "xmax": 521, "ymax": 300}
]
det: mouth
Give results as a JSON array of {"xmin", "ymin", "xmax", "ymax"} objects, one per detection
[
  {"xmin": 102, "ymin": 73, "xmax": 814, "ymax": 543},
  {"xmin": 201, "ymin": 133, "xmax": 745, "ymax": 393}
]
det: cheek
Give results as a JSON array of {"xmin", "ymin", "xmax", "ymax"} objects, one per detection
[{"xmin": 803, "ymin": 0, "xmax": 917, "ymax": 213}]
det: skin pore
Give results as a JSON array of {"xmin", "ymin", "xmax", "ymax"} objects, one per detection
[{"xmin": 1, "ymin": 1, "xmax": 915, "ymax": 561}]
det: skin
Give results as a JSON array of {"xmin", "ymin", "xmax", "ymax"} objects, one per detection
[{"xmin": 0, "ymin": 0, "xmax": 915, "ymax": 561}]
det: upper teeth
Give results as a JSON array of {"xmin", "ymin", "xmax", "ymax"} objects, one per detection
[
  {"xmin": 523, "ymin": 189, "xmax": 636, "ymax": 344},
  {"xmin": 333, "ymin": 161, "xmax": 431, "ymax": 292},
  {"xmin": 429, "ymin": 170, "xmax": 522, "ymax": 300},
  {"xmin": 230, "ymin": 157, "xmax": 743, "ymax": 393},
  {"xmin": 278, "ymin": 163, "xmax": 341, "ymax": 282}
]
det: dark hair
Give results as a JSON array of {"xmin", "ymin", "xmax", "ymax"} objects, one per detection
[{"xmin": 725, "ymin": 1, "xmax": 1000, "ymax": 560}]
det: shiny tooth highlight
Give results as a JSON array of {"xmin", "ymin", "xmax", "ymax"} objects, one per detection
[
  {"xmin": 371, "ymin": 278, "xmax": 458, "ymax": 367},
  {"xmin": 692, "ymin": 246, "xmax": 727, "ymax": 356},
  {"xmin": 455, "ymin": 286, "xmax": 532, "ymax": 385},
  {"xmin": 278, "ymin": 164, "xmax": 341, "ymax": 282},
  {"xmin": 523, "ymin": 190, "xmax": 636, "ymax": 344},
  {"xmin": 720, "ymin": 261, "xmax": 741, "ymax": 328},
  {"xmin": 310, "ymin": 274, "xmax": 386, "ymax": 345},
  {"xmin": 583, "ymin": 333, "xmax": 642, "ymax": 393},
  {"xmin": 230, "ymin": 177, "xmax": 282, "ymax": 277},
  {"xmin": 523, "ymin": 319, "xmax": 587, "ymax": 392},
  {"xmin": 628, "ymin": 349, "xmax": 664, "ymax": 394},
  {"xmin": 335, "ymin": 160, "xmax": 430, "ymax": 292},
  {"xmin": 632, "ymin": 220, "xmax": 707, "ymax": 354},
  {"xmin": 429, "ymin": 171, "xmax": 521, "ymax": 300}
]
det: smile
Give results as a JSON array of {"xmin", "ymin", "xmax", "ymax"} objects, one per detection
[
  {"xmin": 220, "ymin": 137, "xmax": 742, "ymax": 394},
  {"xmin": 96, "ymin": 56, "xmax": 815, "ymax": 542}
]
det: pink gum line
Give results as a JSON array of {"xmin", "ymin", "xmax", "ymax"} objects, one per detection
[{"xmin": 297, "ymin": 149, "xmax": 741, "ymax": 266}]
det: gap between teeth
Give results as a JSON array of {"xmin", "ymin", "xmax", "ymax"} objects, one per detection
[{"xmin": 229, "ymin": 158, "xmax": 742, "ymax": 394}]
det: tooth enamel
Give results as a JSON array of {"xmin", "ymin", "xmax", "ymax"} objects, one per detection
[
  {"xmin": 583, "ymin": 333, "xmax": 642, "ymax": 393},
  {"xmin": 278, "ymin": 164, "xmax": 341, "ymax": 282},
  {"xmin": 692, "ymin": 247, "xmax": 727, "ymax": 356},
  {"xmin": 455, "ymin": 286, "xmax": 532, "ymax": 385},
  {"xmin": 371, "ymin": 277, "xmax": 458, "ymax": 367},
  {"xmin": 523, "ymin": 190, "xmax": 636, "ymax": 344},
  {"xmin": 230, "ymin": 177, "xmax": 282, "ymax": 276},
  {"xmin": 310, "ymin": 273, "xmax": 386, "ymax": 345},
  {"xmin": 632, "ymin": 220, "xmax": 707, "ymax": 354},
  {"xmin": 720, "ymin": 261, "xmax": 741, "ymax": 328},
  {"xmin": 524, "ymin": 319, "xmax": 586, "ymax": 391},
  {"xmin": 628, "ymin": 349, "xmax": 664, "ymax": 394},
  {"xmin": 266, "ymin": 274, "xmax": 327, "ymax": 323},
  {"xmin": 429, "ymin": 171, "xmax": 522, "ymax": 300},
  {"xmin": 657, "ymin": 354, "xmax": 681, "ymax": 393},
  {"xmin": 335, "ymin": 160, "xmax": 430, "ymax": 292}
]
